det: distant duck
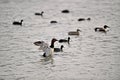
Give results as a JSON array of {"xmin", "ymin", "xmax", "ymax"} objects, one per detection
[
  {"xmin": 78, "ymin": 18, "xmax": 85, "ymax": 21},
  {"xmin": 61, "ymin": 9, "xmax": 70, "ymax": 13},
  {"xmin": 35, "ymin": 11, "xmax": 44, "ymax": 16},
  {"xmin": 13, "ymin": 20, "xmax": 23, "ymax": 26},
  {"xmin": 94, "ymin": 25, "xmax": 110, "ymax": 33},
  {"xmin": 78, "ymin": 18, "xmax": 91, "ymax": 21},
  {"xmin": 34, "ymin": 38, "xmax": 58, "ymax": 57},
  {"xmin": 59, "ymin": 37, "xmax": 70, "ymax": 44},
  {"xmin": 68, "ymin": 29, "xmax": 81, "ymax": 35},
  {"xmin": 54, "ymin": 45, "xmax": 64, "ymax": 52},
  {"xmin": 50, "ymin": 21, "xmax": 57, "ymax": 23}
]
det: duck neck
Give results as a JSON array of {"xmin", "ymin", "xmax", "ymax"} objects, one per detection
[
  {"xmin": 20, "ymin": 20, "xmax": 23, "ymax": 25},
  {"xmin": 68, "ymin": 37, "xmax": 70, "ymax": 44},
  {"xmin": 60, "ymin": 46, "xmax": 63, "ymax": 51},
  {"xmin": 50, "ymin": 41, "xmax": 55, "ymax": 48}
]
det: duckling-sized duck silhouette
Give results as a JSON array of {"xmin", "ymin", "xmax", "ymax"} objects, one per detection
[
  {"xmin": 94, "ymin": 25, "xmax": 110, "ymax": 33},
  {"xmin": 68, "ymin": 29, "xmax": 81, "ymax": 35},
  {"xmin": 54, "ymin": 45, "xmax": 64, "ymax": 52},
  {"xmin": 78, "ymin": 18, "xmax": 91, "ymax": 21},
  {"xmin": 13, "ymin": 20, "xmax": 23, "ymax": 26},
  {"xmin": 34, "ymin": 38, "xmax": 58, "ymax": 57},
  {"xmin": 61, "ymin": 9, "xmax": 70, "ymax": 13},
  {"xmin": 78, "ymin": 18, "xmax": 85, "ymax": 21},
  {"xmin": 35, "ymin": 11, "xmax": 44, "ymax": 16},
  {"xmin": 50, "ymin": 21, "xmax": 57, "ymax": 24},
  {"xmin": 59, "ymin": 37, "xmax": 70, "ymax": 44}
]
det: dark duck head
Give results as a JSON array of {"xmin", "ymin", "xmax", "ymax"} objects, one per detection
[{"xmin": 50, "ymin": 38, "xmax": 58, "ymax": 48}]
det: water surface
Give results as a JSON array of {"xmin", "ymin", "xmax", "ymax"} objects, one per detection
[{"xmin": 0, "ymin": 0, "xmax": 120, "ymax": 80}]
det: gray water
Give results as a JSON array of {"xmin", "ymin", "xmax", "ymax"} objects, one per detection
[{"xmin": 0, "ymin": 0, "xmax": 120, "ymax": 80}]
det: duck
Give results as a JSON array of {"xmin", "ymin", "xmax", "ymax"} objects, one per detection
[
  {"xmin": 50, "ymin": 21, "xmax": 57, "ymax": 23},
  {"xmin": 78, "ymin": 18, "xmax": 85, "ymax": 21},
  {"xmin": 68, "ymin": 29, "xmax": 81, "ymax": 35},
  {"xmin": 61, "ymin": 9, "xmax": 70, "ymax": 13},
  {"xmin": 94, "ymin": 25, "xmax": 110, "ymax": 33},
  {"xmin": 59, "ymin": 37, "xmax": 70, "ymax": 44},
  {"xmin": 35, "ymin": 11, "xmax": 44, "ymax": 16},
  {"xmin": 54, "ymin": 45, "xmax": 64, "ymax": 52},
  {"xmin": 13, "ymin": 20, "xmax": 23, "ymax": 26},
  {"xmin": 34, "ymin": 38, "xmax": 58, "ymax": 57},
  {"xmin": 78, "ymin": 18, "xmax": 91, "ymax": 21}
]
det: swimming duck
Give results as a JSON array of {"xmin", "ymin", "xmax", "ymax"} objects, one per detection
[
  {"xmin": 94, "ymin": 25, "xmax": 110, "ymax": 33},
  {"xmin": 78, "ymin": 18, "xmax": 85, "ymax": 21},
  {"xmin": 13, "ymin": 20, "xmax": 23, "ymax": 26},
  {"xmin": 59, "ymin": 37, "xmax": 70, "ymax": 44},
  {"xmin": 78, "ymin": 18, "xmax": 91, "ymax": 21},
  {"xmin": 54, "ymin": 45, "xmax": 64, "ymax": 52},
  {"xmin": 35, "ymin": 11, "xmax": 44, "ymax": 16},
  {"xmin": 61, "ymin": 9, "xmax": 70, "ymax": 13},
  {"xmin": 34, "ymin": 38, "xmax": 58, "ymax": 57},
  {"xmin": 50, "ymin": 21, "xmax": 57, "ymax": 23},
  {"xmin": 68, "ymin": 29, "xmax": 81, "ymax": 35}
]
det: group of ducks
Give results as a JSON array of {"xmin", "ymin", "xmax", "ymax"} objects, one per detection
[
  {"xmin": 33, "ymin": 24, "xmax": 110, "ymax": 57},
  {"xmin": 34, "ymin": 26, "xmax": 110, "ymax": 57},
  {"xmin": 34, "ymin": 29, "xmax": 80, "ymax": 57},
  {"xmin": 12, "ymin": 9, "xmax": 91, "ymax": 25},
  {"xmin": 12, "ymin": 9, "xmax": 110, "ymax": 57}
]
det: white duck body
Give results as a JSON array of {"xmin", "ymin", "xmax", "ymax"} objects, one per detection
[
  {"xmin": 44, "ymin": 47, "xmax": 53, "ymax": 57},
  {"xmin": 34, "ymin": 38, "xmax": 58, "ymax": 57},
  {"xmin": 34, "ymin": 41, "xmax": 53, "ymax": 57}
]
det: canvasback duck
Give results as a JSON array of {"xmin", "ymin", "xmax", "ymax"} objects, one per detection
[
  {"xmin": 50, "ymin": 21, "xmax": 57, "ymax": 23},
  {"xmin": 61, "ymin": 9, "xmax": 70, "ymax": 13},
  {"xmin": 68, "ymin": 29, "xmax": 81, "ymax": 35},
  {"xmin": 59, "ymin": 37, "xmax": 70, "ymax": 44},
  {"xmin": 13, "ymin": 20, "xmax": 23, "ymax": 26},
  {"xmin": 95, "ymin": 25, "xmax": 110, "ymax": 33},
  {"xmin": 34, "ymin": 38, "xmax": 58, "ymax": 57},
  {"xmin": 54, "ymin": 45, "xmax": 64, "ymax": 52},
  {"xmin": 35, "ymin": 11, "xmax": 44, "ymax": 16}
]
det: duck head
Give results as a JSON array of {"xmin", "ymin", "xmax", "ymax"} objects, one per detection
[
  {"xmin": 21, "ymin": 20, "xmax": 23, "ymax": 22},
  {"xmin": 50, "ymin": 38, "xmax": 58, "ymax": 48},
  {"xmin": 52, "ymin": 38, "xmax": 58, "ymax": 43},
  {"xmin": 61, "ymin": 45, "xmax": 64, "ymax": 51},
  {"xmin": 77, "ymin": 29, "xmax": 81, "ymax": 32}
]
